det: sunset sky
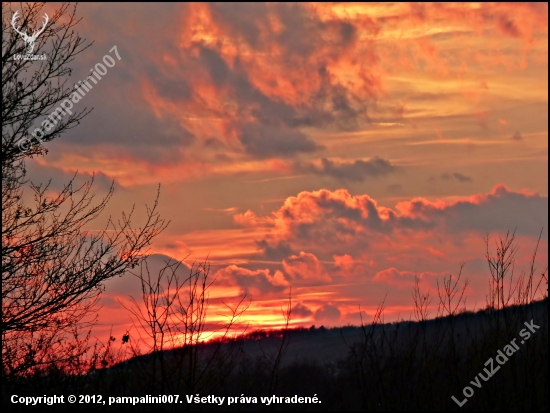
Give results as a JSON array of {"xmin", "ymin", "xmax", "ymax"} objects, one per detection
[{"xmin": 25, "ymin": 2, "xmax": 548, "ymax": 342}]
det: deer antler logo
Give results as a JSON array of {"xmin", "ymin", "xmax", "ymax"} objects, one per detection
[{"xmin": 11, "ymin": 11, "xmax": 49, "ymax": 54}]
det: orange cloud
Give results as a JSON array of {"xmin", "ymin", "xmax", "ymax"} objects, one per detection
[
  {"xmin": 215, "ymin": 265, "xmax": 289, "ymax": 296},
  {"xmin": 373, "ymin": 267, "xmax": 442, "ymax": 289},
  {"xmin": 333, "ymin": 254, "xmax": 354, "ymax": 271},
  {"xmin": 231, "ymin": 185, "xmax": 546, "ymax": 277},
  {"xmin": 234, "ymin": 210, "xmax": 274, "ymax": 228},
  {"xmin": 283, "ymin": 252, "xmax": 331, "ymax": 283}
]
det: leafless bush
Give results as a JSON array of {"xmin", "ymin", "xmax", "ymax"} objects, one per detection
[{"xmin": 120, "ymin": 256, "xmax": 249, "ymax": 395}]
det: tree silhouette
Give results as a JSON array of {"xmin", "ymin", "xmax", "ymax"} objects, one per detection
[{"xmin": 2, "ymin": 3, "xmax": 167, "ymax": 378}]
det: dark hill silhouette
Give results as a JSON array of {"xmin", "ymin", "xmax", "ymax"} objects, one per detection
[{"xmin": 20, "ymin": 297, "xmax": 542, "ymax": 411}]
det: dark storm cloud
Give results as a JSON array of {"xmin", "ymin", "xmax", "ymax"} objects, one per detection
[
  {"xmin": 208, "ymin": 2, "xmax": 358, "ymax": 58},
  {"xmin": 440, "ymin": 172, "xmax": 473, "ymax": 183},
  {"xmin": 58, "ymin": 3, "xmax": 196, "ymax": 163},
  {"xmin": 453, "ymin": 172, "xmax": 473, "ymax": 183},
  {"xmin": 240, "ymin": 122, "xmax": 320, "ymax": 158},
  {"xmin": 56, "ymin": 2, "xmax": 378, "ymax": 163},
  {"xmin": 25, "ymin": 161, "xmax": 116, "ymax": 194},
  {"xmin": 314, "ymin": 303, "xmax": 341, "ymax": 323},
  {"xmin": 62, "ymin": 95, "xmax": 195, "ymax": 163},
  {"xmin": 195, "ymin": 3, "xmax": 374, "ymax": 156},
  {"xmin": 255, "ymin": 240, "xmax": 294, "ymax": 261},
  {"xmin": 296, "ymin": 157, "xmax": 399, "ymax": 182},
  {"xmin": 143, "ymin": 63, "xmax": 193, "ymax": 103},
  {"xmin": 402, "ymin": 185, "xmax": 548, "ymax": 238},
  {"xmin": 196, "ymin": 46, "xmax": 322, "ymax": 157},
  {"xmin": 291, "ymin": 303, "xmax": 313, "ymax": 318}
]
